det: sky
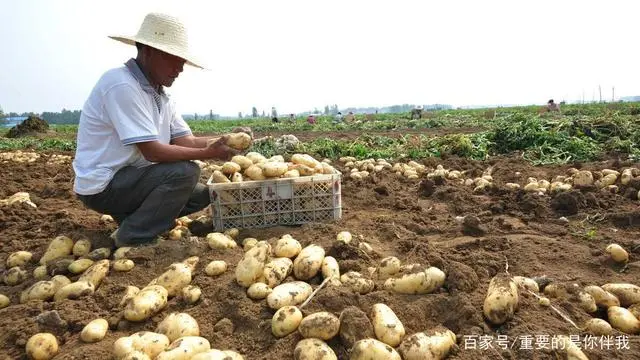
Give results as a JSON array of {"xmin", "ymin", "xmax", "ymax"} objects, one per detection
[{"xmin": 1, "ymin": 0, "xmax": 639, "ymax": 116}]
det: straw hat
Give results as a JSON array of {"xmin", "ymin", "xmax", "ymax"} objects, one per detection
[{"xmin": 109, "ymin": 12, "xmax": 204, "ymax": 69}]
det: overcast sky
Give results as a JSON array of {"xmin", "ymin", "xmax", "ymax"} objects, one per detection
[{"xmin": 1, "ymin": 0, "xmax": 639, "ymax": 116}]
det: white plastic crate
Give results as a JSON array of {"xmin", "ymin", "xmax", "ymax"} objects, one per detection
[{"xmin": 206, "ymin": 173, "xmax": 342, "ymax": 231}]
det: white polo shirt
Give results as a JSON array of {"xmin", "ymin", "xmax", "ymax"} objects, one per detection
[{"xmin": 73, "ymin": 59, "xmax": 192, "ymax": 195}]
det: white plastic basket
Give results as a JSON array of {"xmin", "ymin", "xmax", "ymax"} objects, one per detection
[{"xmin": 206, "ymin": 173, "xmax": 342, "ymax": 231}]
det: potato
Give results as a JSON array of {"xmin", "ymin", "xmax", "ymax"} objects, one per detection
[
  {"xmin": 122, "ymin": 351, "xmax": 151, "ymax": 360},
  {"xmin": 129, "ymin": 331, "xmax": 171, "ymax": 359},
  {"xmin": 205, "ymin": 261, "xmax": 227, "ymax": 276},
  {"xmin": 26, "ymin": 333, "xmax": 58, "ymax": 360},
  {"xmin": 321, "ymin": 256, "xmax": 340, "ymax": 284},
  {"xmin": 284, "ymin": 169, "xmax": 300, "ymax": 178},
  {"xmin": 168, "ymin": 227, "xmax": 188, "ymax": 241},
  {"xmin": 601, "ymin": 283, "xmax": 640, "ymax": 306},
  {"xmin": 72, "ymin": 239, "xmax": 92, "ymax": 257},
  {"xmin": 120, "ymin": 286, "xmax": 140, "ymax": 307},
  {"xmin": 293, "ymin": 244, "xmax": 325, "ymax": 280},
  {"xmin": 263, "ymin": 162, "xmax": 288, "ymax": 177},
  {"xmin": 247, "ymin": 282, "xmax": 272, "ymax": 299},
  {"xmin": 512, "ymin": 276, "xmax": 539, "ymax": 292},
  {"xmin": 124, "ymin": 285, "xmax": 169, "ymax": 321},
  {"xmin": 20, "ymin": 281, "xmax": 56, "ymax": 303},
  {"xmin": 272, "ymin": 305, "xmax": 303, "ymax": 338},
  {"xmin": 113, "ymin": 247, "xmax": 132, "ymax": 260},
  {"xmin": 80, "ymin": 318, "xmax": 108, "ymax": 343},
  {"xmin": 483, "ymin": 274, "xmax": 519, "ymax": 325},
  {"xmin": 157, "ymin": 313, "xmax": 200, "ymax": 343},
  {"xmin": 267, "ymin": 281, "xmax": 313, "ymax": 310},
  {"xmin": 231, "ymin": 155, "xmax": 253, "ymax": 170},
  {"xmin": 4, "ymin": 266, "xmax": 27, "ymax": 285},
  {"xmin": 222, "ymin": 161, "xmax": 242, "ymax": 175},
  {"xmin": 54, "ymin": 280, "xmax": 95, "ymax": 301},
  {"xmin": 575, "ymin": 290, "xmax": 598, "ymax": 313},
  {"xmin": 50, "ymin": 275, "xmax": 71, "ymax": 292},
  {"xmin": 298, "ymin": 311, "xmax": 340, "ymax": 340},
  {"xmin": 224, "ymin": 228, "xmax": 240, "ymax": 240},
  {"xmin": 263, "ymin": 257, "xmax": 293, "ymax": 288},
  {"xmin": 321, "ymin": 163, "xmax": 336, "ymax": 174},
  {"xmin": 181, "ymin": 285, "xmax": 201, "ymax": 304},
  {"xmin": 156, "ymin": 336, "xmax": 211, "ymax": 360},
  {"xmin": 33, "ymin": 265, "xmax": 48, "ymax": 280},
  {"xmin": 583, "ymin": 285, "xmax": 620, "ymax": 308},
  {"xmin": 0, "ymin": 294, "xmax": 9, "ymax": 309},
  {"xmin": 294, "ymin": 338, "xmax": 337, "ymax": 360},
  {"xmin": 350, "ymin": 338, "xmax": 401, "ymax": 360},
  {"xmin": 630, "ymin": 304, "xmax": 640, "ymax": 319},
  {"xmin": 384, "ymin": 267, "xmax": 445, "ymax": 295},
  {"xmin": 68, "ymin": 258, "xmax": 94, "ymax": 274},
  {"xmin": 240, "ymin": 238, "xmax": 257, "ymax": 251},
  {"xmin": 341, "ymin": 272, "xmax": 375, "ymax": 294},
  {"xmin": 148, "ymin": 260, "xmax": 196, "ymax": 297},
  {"xmin": 78, "ymin": 259, "xmax": 110, "ymax": 288},
  {"xmin": 584, "ymin": 318, "xmax": 613, "ymax": 336},
  {"xmin": 212, "ymin": 170, "xmax": 230, "ymax": 183},
  {"xmin": 556, "ymin": 335, "xmax": 589, "ymax": 360},
  {"xmin": 225, "ymin": 132, "xmax": 252, "ymax": 151},
  {"xmin": 543, "ymin": 283, "xmax": 569, "ymax": 298},
  {"xmin": 207, "ymin": 233, "xmax": 237, "ymax": 249},
  {"xmin": 191, "ymin": 350, "xmax": 232, "ymax": 360},
  {"xmin": 7, "ymin": 251, "xmax": 32, "ymax": 268},
  {"xmin": 371, "ymin": 304, "xmax": 405, "ymax": 347},
  {"xmin": 113, "ymin": 336, "xmax": 136, "ymax": 359},
  {"xmin": 246, "ymin": 152, "xmax": 266, "ymax": 163},
  {"xmin": 607, "ymin": 306, "xmax": 640, "ymax": 334},
  {"xmin": 274, "ymin": 235, "xmax": 302, "ymax": 258},
  {"xmin": 236, "ymin": 242, "xmax": 271, "ymax": 287},
  {"xmin": 605, "ymin": 244, "xmax": 629, "ymax": 263},
  {"xmin": 222, "ymin": 350, "xmax": 244, "ymax": 360},
  {"xmin": 376, "ymin": 257, "xmax": 401, "ymax": 280},
  {"xmin": 114, "ymin": 259, "xmax": 135, "ymax": 272},
  {"xmin": 538, "ymin": 297, "xmax": 551, "ymax": 306},
  {"xmin": 335, "ymin": 231, "xmax": 352, "ymax": 244},
  {"xmin": 244, "ymin": 165, "xmax": 266, "ymax": 180},
  {"xmin": 397, "ymin": 328, "xmax": 457, "ymax": 360},
  {"xmin": 40, "ymin": 235, "xmax": 74, "ymax": 265},
  {"xmin": 87, "ymin": 247, "xmax": 112, "ymax": 261}
]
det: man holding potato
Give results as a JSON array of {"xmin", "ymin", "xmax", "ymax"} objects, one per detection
[{"xmin": 72, "ymin": 12, "xmax": 252, "ymax": 247}]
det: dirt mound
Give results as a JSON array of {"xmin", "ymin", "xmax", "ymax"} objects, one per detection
[{"xmin": 6, "ymin": 115, "xmax": 50, "ymax": 138}]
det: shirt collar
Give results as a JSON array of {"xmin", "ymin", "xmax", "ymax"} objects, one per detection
[{"xmin": 124, "ymin": 58, "xmax": 167, "ymax": 97}]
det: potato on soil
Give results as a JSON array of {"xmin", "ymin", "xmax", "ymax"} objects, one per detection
[
  {"xmin": 155, "ymin": 336, "xmax": 211, "ymax": 360},
  {"xmin": 512, "ymin": 276, "xmax": 539, "ymax": 292},
  {"xmin": 583, "ymin": 285, "xmax": 620, "ymax": 308},
  {"xmin": 128, "ymin": 331, "xmax": 171, "ymax": 359},
  {"xmin": 294, "ymin": 338, "xmax": 337, "ymax": 360},
  {"xmin": 7, "ymin": 251, "xmax": 32, "ymax": 268},
  {"xmin": 80, "ymin": 318, "xmax": 108, "ymax": 343},
  {"xmin": 321, "ymin": 256, "xmax": 340, "ymax": 284},
  {"xmin": 607, "ymin": 306, "xmax": 640, "ymax": 334},
  {"xmin": 26, "ymin": 333, "xmax": 58, "ymax": 360},
  {"xmin": 293, "ymin": 244, "xmax": 325, "ymax": 280},
  {"xmin": 267, "ymin": 281, "xmax": 313, "ymax": 310},
  {"xmin": 205, "ymin": 261, "xmax": 227, "ymax": 276},
  {"xmin": 247, "ymin": 282, "xmax": 272, "ymax": 299},
  {"xmin": 483, "ymin": 273, "xmax": 519, "ymax": 325},
  {"xmin": 371, "ymin": 304, "xmax": 405, "ymax": 347},
  {"xmin": 39, "ymin": 235, "xmax": 73, "ymax": 265},
  {"xmin": 124, "ymin": 285, "xmax": 169, "ymax": 322},
  {"xmin": 113, "ymin": 247, "xmax": 132, "ymax": 260},
  {"xmin": 377, "ymin": 256, "xmax": 401, "ymax": 280},
  {"xmin": 68, "ymin": 258, "xmax": 94, "ymax": 274},
  {"xmin": 274, "ymin": 235, "xmax": 302, "ymax": 258},
  {"xmin": 272, "ymin": 306, "xmax": 303, "ymax": 338},
  {"xmin": 120, "ymin": 286, "xmax": 140, "ymax": 307},
  {"xmin": 397, "ymin": 328, "xmax": 457, "ymax": 360},
  {"xmin": 601, "ymin": 283, "xmax": 640, "ymax": 306},
  {"xmin": 606, "ymin": 244, "xmax": 629, "ymax": 263},
  {"xmin": 384, "ymin": 266, "xmax": 445, "ymax": 295},
  {"xmin": 340, "ymin": 272, "xmax": 375, "ymax": 294},
  {"xmin": 336, "ymin": 231, "xmax": 352, "ymax": 244},
  {"xmin": 78, "ymin": 259, "xmax": 110, "ymax": 288},
  {"xmin": 147, "ymin": 258, "xmax": 198, "ymax": 297},
  {"xmin": 21, "ymin": 281, "xmax": 56, "ymax": 303},
  {"xmin": 207, "ymin": 233, "xmax": 237, "ymax": 249},
  {"xmin": 87, "ymin": 247, "xmax": 111, "ymax": 261},
  {"xmin": 264, "ymin": 257, "xmax": 293, "ymax": 288},
  {"xmin": 242, "ymin": 238, "xmax": 258, "ymax": 251},
  {"xmin": 224, "ymin": 228, "xmax": 240, "ymax": 239},
  {"xmin": 236, "ymin": 242, "xmax": 271, "ymax": 287},
  {"xmin": 0, "ymin": 294, "xmax": 9, "ymax": 309},
  {"xmin": 583, "ymin": 318, "xmax": 613, "ymax": 336},
  {"xmin": 350, "ymin": 338, "xmax": 401, "ymax": 360},
  {"xmin": 181, "ymin": 285, "xmax": 201, "ymax": 304},
  {"xmin": 298, "ymin": 311, "xmax": 340, "ymax": 340},
  {"xmin": 556, "ymin": 335, "xmax": 589, "ymax": 360},
  {"xmin": 630, "ymin": 303, "xmax": 640, "ymax": 319},
  {"xmin": 50, "ymin": 275, "xmax": 70, "ymax": 291},
  {"xmin": 54, "ymin": 280, "xmax": 95, "ymax": 301},
  {"xmin": 191, "ymin": 350, "xmax": 234, "ymax": 360},
  {"xmin": 4, "ymin": 266, "xmax": 27, "ymax": 285},
  {"xmin": 33, "ymin": 265, "xmax": 48, "ymax": 280},
  {"xmin": 114, "ymin": 259, "xmax": 135, "ymax": 272},
  {"xmin": 122, "ymin": 351, "xmax": 151, "ymax": 360},
  {"xmin": 156, "ymin": 313, "xmax": 200, "ymax": 343},
  {"xmin": 72, "ymin": 239, "xmax": 92, "ymax": 257}
]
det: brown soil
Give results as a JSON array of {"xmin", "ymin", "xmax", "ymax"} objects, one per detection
[
  {"xmin": 5, "ymin": 116, "xmax": 50, "ymax": 138},
  {"xmin": 1, "ymin": 152, "xmax": 640, "ymax": 359}
]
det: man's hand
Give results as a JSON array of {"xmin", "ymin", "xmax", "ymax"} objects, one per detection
[
  {"xmin": 204, "ymin": 135, "xmax": 240, "ymax": 161},
  {"xmin": 232, "ymin": 126, "xmax": 254, "ymax": 140}
]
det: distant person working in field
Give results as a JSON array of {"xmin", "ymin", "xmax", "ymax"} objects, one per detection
[
  {"xmin": 72, "ymin": 12, "xmax": 252, "ymax": 248},
  {"xmin": 271, "ymin": 107, "xmax": 279, "ymax": 123},
  {"xmin": 333, "ymin": 112, "xmax": 343, "ymax": 124},
  {"xmin": 411, "ymin": 105, "xmax": 423, "ymax": 119},
  {"xmin": 546, "ymin": 99, "xmax": 561, "ymax": 112}
]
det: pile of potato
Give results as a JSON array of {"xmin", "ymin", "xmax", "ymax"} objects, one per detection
[
  {"xmin": 45, "ymin": 154, "xmax": 72, "ymax": 165},
  {"xmin": 0, "ymin": 150, "xmax": 40, "ymax": 163},
  {"xmin": 0, "ymin": 192, "xmax": 37, "ymax": 208}
]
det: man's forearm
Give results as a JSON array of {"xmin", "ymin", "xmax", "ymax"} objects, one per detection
[
  {"xmin": 137, "ymin": 142, "xmax": 209, "ymax": 162},
  {"xmin": 172, "ymin": 135, "xmax": 220, "ymax": 148}
]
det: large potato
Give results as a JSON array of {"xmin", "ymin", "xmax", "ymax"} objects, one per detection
[
  {"xmin": 630, "ymin": 304, "xmax": 640, "ymax": 319},
  {"xmin": 293, "ymin": 244, "xmax": 325, "ymax": 280},
  {"xmin": 340, "ymin": 272, "xmax": 374, "ymax": 294},
  {"xmin": 225, "ymin": 132, "xmax": 252, "ymax": 151},
  {"xmin": 231, "ymin": 155, "xmax": 253, "ymax": 170},
  {"xmin": 584, "ymin": 285, "xmax": 620, "ymax": 308},
  {"xmin": 298, "ymin": 312, "xmax": 340, "ymax": 341},
  {"xmin": 72, "ymin": 239, "xmax": 92, "ymax": 257},
  {"xmin": 607, "ymin": 306, "xmax": 640, "ymax": 334},
  {"xmin": 244, "ymin": 165, "xmax": 266, "ymax": 180},
  {"xmin": 397, "ymin": 328, "xmax": 457, "ymax": 360},
  {"xmin": 236, "ymin": 242, "xmax": 271, "ymax": 287},
  {"xmin": 247, "ymin": 282, "xmax": 272, "ymax": 300},
  {"xmin": 606, "ymin": 244, "xmax": 629, "ymax": 263},
  {"xmin": 129, "ymin": 331, "xmax": 171, "ymax": 359},
  {"xmin": 156, "ymin": 336, "xmax": 211, "ymax": 360},
  {"xmin": 40, "ymin": 235, "xmax": 73, "ymax": 265},
  {"xmin": 246, "ymin": 152, "xmax": 266, "ymax": 164},
  {"xmin": 350, "ymin": 338, "xmax": 401, "ymax": 360},
  {"xmin": 156, "ymin": 313, "xmax": 200, "ymax": 342},
  {"xmin": 377, "ymin": 257, "xmax": 401, "ymax": 280},
  {"xmin": 7, "ymin": 251, "xmax": 32, "ymax": 268},
  {"xmin": 68, "ymin": 259, "xmax": 94, "ymax": 274},
  {"xmin": 21, "ymin": 281, "xmax": 56, "ymax": 303},
  {"xmin": 321, "ymin": 257, "xmax": 341, "ymax": 285},
  {"xmin": 512, "ymin": 276, "xmax": 539, "ymax": 292},
  {"xmin": 0, "ymin": 294, "xmax": 9, "ymax": 309},
  {"xmin": 80, "ymin": 318, "xmax": 108, "ymax": 343},
  {"xmin": 576, "ymin": 291, "xmax": 597, "ymax": 313},
  {"xmin": 4, "ymin": 266, "xmax": 27, "ymax": 285},
  {"xmin": 264, "ymin": 257, "xmax": 293, "ymax": 288},
  {"xmin": 601, "ymin": 283, "xmax": 640, "ymax": 307},
  {"xmin": 263, "ymin": 162, "xmax": 288, "ymax": 177},
  {"xmin": 124, "ymin": 285, "xmax": 169, "ymax": 321},
  {"xmin": 148, "ymin": 259, "xmax": 197, "ymax": 297},
  {"xmin": 371, "ymin": 304, "xmax": 405, "ymax": 347},
  {"xmin": 584, "ymin": 318, "xmax": 613, "ymax": 336},
  {"xmin": 267, "ymin": 281, "xmax": 313, "ymax": 310},
  {"xmin": 205, "ymin": 261, "xmax": 227, "ymax": 276},
  {"xmin": 274, "ymin": 235, "xmax": 302, "ymax": 258},
  {"xmin": 211, "ymin": 170, "xmax": 230, "ymax": 183},
  {"xmin": 26, "ymin": 333, "xmax": 58, "ymax": 360},
  {"xmin": 113, "ymin": 336, "xmax": 136, "ymax": 359},
  {"xmin": 207, "ymin": 233, "xmax": 237, "ymax": 249},
  {"xmin": 294, "ymin": 338, "xmax": 337, "ymax": 360},
  {"xmin": 483, "ymin": 274, "xmax": 519, "ymax": 325},
  {"xmin": 222, "ymin": 161, "xmax": 242, "ymax": 175},
  {"xmin": 78, "ymin": 259, "xmax": 110, "ymax": 288},
  {"xmin": 272, "ymin": 306, "xmax": 303, "ymax": 338},
  {"xmin": 384, "ymin": 267, "xmax": 445, "ymax": 295},
  {"xmin": 53, "ymin": 280, "xmax": 95, "ymax": 301}
]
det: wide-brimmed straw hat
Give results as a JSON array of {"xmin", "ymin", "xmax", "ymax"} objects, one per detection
[{"xmin": 109, "ymin": 12, "xmax": 204, "ymax": 69}]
